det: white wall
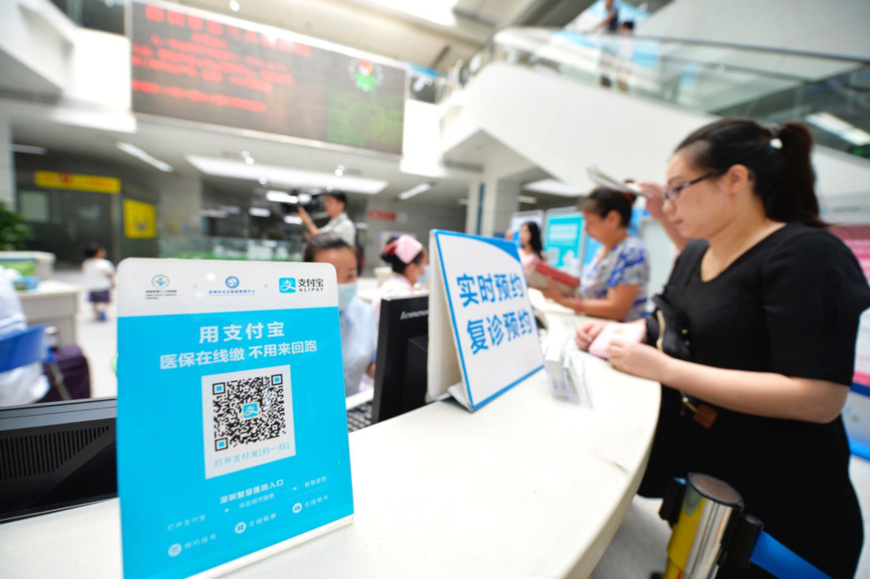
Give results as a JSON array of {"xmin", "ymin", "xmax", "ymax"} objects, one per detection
[
  {"xmin": 363, "ymin": 198, "xmax": 466, "ymax": 274},
  {"xmin": 0, "ymin": 0, "xmax": 74, "ymax": 93},
  {"xmin": 639, "ymin": 0, "xmax": 870, "ymax": 61}
]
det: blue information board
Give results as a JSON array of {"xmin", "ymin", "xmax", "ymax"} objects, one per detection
[{"xmin": 117, "ymin": 259, "xmax": 353, "ymax": 578}]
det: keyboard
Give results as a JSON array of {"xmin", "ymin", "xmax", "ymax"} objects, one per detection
[{"xmin": 347, "ymin": 400, "xmax": 373, "ymax": 432}]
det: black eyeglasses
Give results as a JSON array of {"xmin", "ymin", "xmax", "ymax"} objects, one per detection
[{"xmin": 662, "ymin": 171, "xmax": 724, "ymax": 203}]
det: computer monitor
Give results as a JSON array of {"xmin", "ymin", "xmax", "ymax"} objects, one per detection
[
  {"xmin": 372, "ymin": 294, "xmax": 429, "ymax": 424},
  {"xmin": 0, "ymin": 397, "xmax": 117, "ymax": 523}
]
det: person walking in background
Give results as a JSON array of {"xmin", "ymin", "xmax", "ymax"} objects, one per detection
[
  {"xmin": 82, "ymin": 243, "xmax": 115, "ymax": 322},
  {"xmin": 577, "ymin": 118, "xmax": 870, "ymax": 578},
  {"xmin": 540, "ymin": 188, "xmax": 649, "ymax": 322},
  {"xmin": 297, "ymin": 191, "xmax": 356, "ymax": 248},
  {"xmin": 303, "ymin": 233, "xmax": 376, "ymax": 397}
]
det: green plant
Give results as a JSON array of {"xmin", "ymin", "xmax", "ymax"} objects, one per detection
[{"xmin": 0, "ymin": 202, "xmax": 32, "ymax": 250}]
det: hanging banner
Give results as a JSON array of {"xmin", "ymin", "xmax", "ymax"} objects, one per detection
[
  {"xmin": 34, "ymin": 171, "xmax": 121, "ymax": 194},
  {"xmin": 117, "ymin": 258, "xmax": 352, "ymax": 578},
  {"xmin": 428, "ymin": 230, "xmax": 545, "ymax": 411}
]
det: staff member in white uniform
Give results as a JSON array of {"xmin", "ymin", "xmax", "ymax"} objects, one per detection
[
  {"xmin": 303, "ymin": 233, "xmax": 376, "ymax": 397},
  {"xmin": 372, "ymin": 235, "xmax": 428, "ymax": 326},
  {"xmin": 298, "ymin": 191, "xmax": 356, "ymax": 248}
]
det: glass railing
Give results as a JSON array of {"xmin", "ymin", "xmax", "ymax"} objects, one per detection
[{"xmin": 451, "ymin": 28, "xmax": 870, "ymax": 160}]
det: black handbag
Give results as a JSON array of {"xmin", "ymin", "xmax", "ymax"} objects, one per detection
[{"xmin": 645, "ymin": 294, "xmax": 692, "ymax": 362}]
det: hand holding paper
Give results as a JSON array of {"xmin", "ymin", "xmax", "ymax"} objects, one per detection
[{"xmin": 588, "ymin": 321, "xmax": 646, "ymax": 359}]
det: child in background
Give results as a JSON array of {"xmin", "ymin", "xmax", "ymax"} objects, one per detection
[{"xmin": 82, "ymin": 243, "xmax": 115, "ymax": 322}]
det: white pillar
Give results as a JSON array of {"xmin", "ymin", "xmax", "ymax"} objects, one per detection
[
  {"xmin": 0, "ymin": 113, "xmax": 15, "ymax": 208},
  {"xmin": 477, "ymin": 148, "xmax": 535, "ymax": 236},
  {"xmin": 464, "ymin": 181, "xmax": 482, "ymax": 235},
  {"xmin": 479, "ymin": 178, "xmax": 519, "ymax": 237},
  {"xmin": 157, "ymin": 174, "xmax": 203, "ymax": 235}
]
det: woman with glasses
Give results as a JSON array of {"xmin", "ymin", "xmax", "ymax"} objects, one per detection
[
  {"xmin": 577, "ymin": 118, "xmax": 870, "ymax": 578},
  {"xmin": 540, "ymin": 187, "xmax": 650, "ymax": 322}
]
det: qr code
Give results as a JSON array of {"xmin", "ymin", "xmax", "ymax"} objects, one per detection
[
  {"xmin": 212, "ymin": 373, "xmax": 286, "ymax": 450},
  {"xmin": 202, "ymin": 365, "xmax": 295, "ymax": 479}
]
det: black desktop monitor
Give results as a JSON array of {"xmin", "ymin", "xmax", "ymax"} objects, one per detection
[
  {"xmin": 0, "ymin": 397, "xmax": 117, "ymax": 523},
  {"xmin": 372, "ymin": 294, "xmax": 429, "ymax": 424}
]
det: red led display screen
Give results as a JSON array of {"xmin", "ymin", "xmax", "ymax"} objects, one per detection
[{"xmin": 130, "ymin": 1, "xmax": 406, "ymax": 155}]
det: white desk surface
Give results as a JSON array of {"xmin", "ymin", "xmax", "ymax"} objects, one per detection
[{"xmin": 0, "ymin": 315, "xmax": 659, "ymax": 579}]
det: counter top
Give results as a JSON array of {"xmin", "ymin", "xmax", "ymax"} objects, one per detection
[{"xmin": 0, "ymin": 304, "xmax": 659, "ymax": 578}]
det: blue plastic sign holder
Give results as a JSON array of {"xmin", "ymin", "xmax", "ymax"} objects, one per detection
[
  {"xmin": 427, "ymin": 230, "xmax": 546, "ymax": 411},
  {"xmin": 116, "ymin": 259, "xmax": 353, "ymax": 578}
]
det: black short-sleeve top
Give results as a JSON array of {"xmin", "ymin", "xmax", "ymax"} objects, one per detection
[
  {"xmin": 664, "ymin": 222, "xmax": 870, "ymax": 385},
  {"xmin": 660, "ymin": 222, "xmax": 870, "ymax": 579}
]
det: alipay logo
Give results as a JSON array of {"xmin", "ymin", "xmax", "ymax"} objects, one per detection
[
  {"xmin": 225, "ymin": 276, "xmax": 240, "ymax": 289},
  {"xmin": 279, "ymin": 278, "xmax": 297, "ymax": 293},
  {"xmin": 242, "ymin": 402, "xmax": 259, "ymax": 419}
]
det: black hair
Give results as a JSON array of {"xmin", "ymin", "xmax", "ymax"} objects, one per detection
[
  {"xmin": 522, "ymin": 221, "xmax": 544, "ymax": 259},
  {"xmin": 302, "ymin": 232, "xmax": 357, "ymax": 267},
  {"xmin": 675, "ymin": 118, "xmax": 825, "ymax": 228},
  {"xmin": 83, "ymin": 243, "xmax": 102, "ymax": 258},
  {"xmin": 380, "ymin": 235, "xmax": 425, "ymax": 274},
  {"xmin": 581, "ymin": 187, "xmax": 635, "ymax": 228},
  {"xmin": 621, "ymin": 21, "xmax": 634, "ymax": 30},
  {"xmin": 325, "ymin": 191, "xmax": 348, "ymax": 208}
]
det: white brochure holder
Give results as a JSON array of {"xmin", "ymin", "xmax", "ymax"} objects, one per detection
[
  {"xmin": 427, "ymin": 230, "xmax": 546, "ymax": 411},
  {"xmin": 116, "ymin": 259, "xmax": 353, "ymax": 579}
]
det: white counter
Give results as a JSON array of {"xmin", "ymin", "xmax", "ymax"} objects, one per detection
[
  {"xmin": 0, "ymin": 345, "xmax": 659, "ymax": 578},
  {"xmin": 17, "ymin": 280, "xmax": 80, "ymax": 347}
]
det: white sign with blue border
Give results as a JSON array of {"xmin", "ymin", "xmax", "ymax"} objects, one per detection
[
  {"xmin": 427, "ymin": 231, "xmax": 545, "ymax": 411},
  {"xmin": 117, "ymin": 259, "xmax": 352, "ymax": 578}
]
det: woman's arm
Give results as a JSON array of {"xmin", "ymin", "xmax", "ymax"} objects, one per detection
[
  {"xmin": 582, "ymin": 283, "xmax": 639, "ymax": 321},
  {"xmin": 540, "ymin": 278, "xmax": 639, "ymax": 321},
  {"xmin": 607, "ymin": 341, "xmax": 848, "ymax": 424}
]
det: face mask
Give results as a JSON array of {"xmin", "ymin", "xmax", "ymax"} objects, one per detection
[
  {"xmin": 337, "ymin": 281, "xmax": 357, "ymax": 312},
  {"xmin": 417, "ymin": 265, "xmax": 430, "ymax": 284}
]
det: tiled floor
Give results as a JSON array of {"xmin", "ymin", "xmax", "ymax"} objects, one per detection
[{"xmin": 53, "ymin": 268, "xmax": 870, "ymax": 578}]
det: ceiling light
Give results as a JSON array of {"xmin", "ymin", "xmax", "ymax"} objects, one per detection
[
  {"xmin": 368, "ymin": 0, "xmax": 458, "ymax": 26},
  {"xmin": 12, "ymin": 144, "xmax": 47, "ymax": 155},
  {"xmin": 245, "ymin": 156, "xmax": 255, "ymax": 165},
  {"xmin": 116, "ymin": 142, "xmax": 174, "ymax": 172},
  {"xmin": 805, "ymin": 112, "xmax": 870, "ymax": 145},
  {"xmin": 266, "ymin": 191, "xmax": 299, "ymax": 204},
  {"xmin": 334, "ymin": 165, "xmax": 345, "ymax": 177},
  {"xmin": 249, "ymin": 207, "xmax": 271, "ymax": 217},
  {"xmin": 523, "ymin": 179, "xmax": 581, "ymax": 197},
  {"xmin": 398, "ymin": 182, "xmax": 433, "ymax": 200},
  {"xmin": 297, "ymin": 193, "xmax": 312, "ymax": 204},
  {"xmin": 200, "ymin": 209, "xmax": 227, "ymax": 218},
  {"xmin": 518, "ymin": 195, "xmax": 537, "ymax": 204},
  {"xmin": 221, "ymin": 205, "xmax": 241, "ymax": 214},
  {"xmin": 229, "ymin": 0, "xmax": 240, "ymax": 12},
  {"xmin": 283, "ymin": 215, "xmax": 303, "ymax": 225},
  {"xmin": 258, "ymin": 177, "xmax": 269, "ymax": 186},
  {"xmin": 186, "ymin": 155, "xmax": 389, "ymax": 194}
]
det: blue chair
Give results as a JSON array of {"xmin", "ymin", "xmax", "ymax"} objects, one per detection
[{"xmin": 0, "ymin": 323, "xmax": 70, "ymax": 400}]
